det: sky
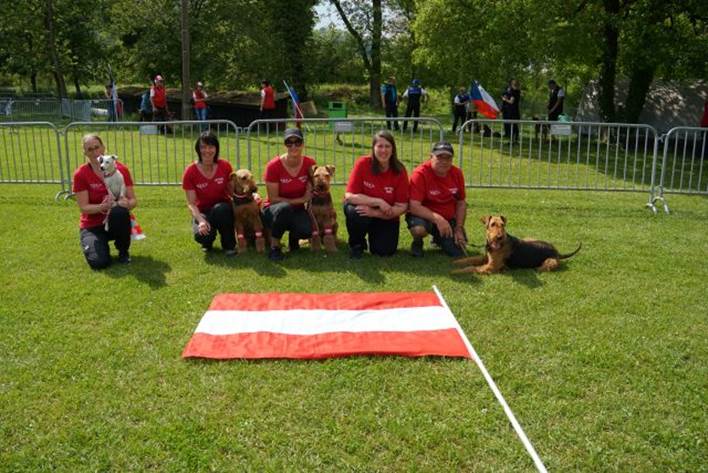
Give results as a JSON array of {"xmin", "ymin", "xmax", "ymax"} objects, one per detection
[{"xmin": 314, "ymin": 3, "xmax": 344, "ymax": 29}]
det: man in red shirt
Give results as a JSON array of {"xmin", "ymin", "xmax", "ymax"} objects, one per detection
[
  {"xmin": 150, "ymin": 75, "xmax": 170, "ymax": 132},
  {"xmin": 407, "ymin": 141, "xmax": 467, "ymax": 257}
]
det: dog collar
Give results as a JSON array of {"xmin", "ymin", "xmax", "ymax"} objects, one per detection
[
  {"xmin": 102, "ymin": 170, "xmax": 116, "ymax": 178},
  {"xmin": 233, "ymin": 193, "xmax": 254, "ymax": 206}
]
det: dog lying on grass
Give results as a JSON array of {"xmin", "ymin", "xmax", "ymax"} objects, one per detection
[
  {"xmin": 452, "ymin": 215, "xmax": 581, "ymax": 274},
  {"xmin": 308, "ymin": 165, "xmax": 338, "ymax": 253},
  {"xmin": 229, "ymin": 169, "xmax": 267, "ymax": 253}
]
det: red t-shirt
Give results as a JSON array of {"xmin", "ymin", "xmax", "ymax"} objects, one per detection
[
  {"xmin": 192, "ymin": 89, "xmax": 207, "ymax": 109},
  {"xmin": 261, "ymin": 86, "xmax": 275, "ymax": 110},
  {"xmin": 151, "ymin": 85, "xmax": 167, "ymax": 108},
  {"xmin": 263, "ymin": 155, "xmax": 316, "ymax": 208},
  {"xmin": 72, "ymin": 162, "xmax": 134, "ymax": 229},
  {"xmin": 181, "ymin": 159, "xmax": 233, "ymax": 213},
  {"xmin": 346, "ymin": 155, "xmax": 409, "ymax": 206},
  {"xmin": 409, "ymin": 160, "xmax": 466, "ymax": 221},
  {"xmin": 701, "ymin": 101, "xmax": 708, "ymax": 128}
]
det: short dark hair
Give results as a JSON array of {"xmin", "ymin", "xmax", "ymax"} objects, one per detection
[
  {"xmin": 370, "ymin": 130, "xmax": 404, "ymax": 175},
  {"xmin": 261, "ymin": 80, "xmax": 270, "ymax": 86},
  {"xmin": 194, "ymin": 131, "xmax": 220, "ymax": 162}
]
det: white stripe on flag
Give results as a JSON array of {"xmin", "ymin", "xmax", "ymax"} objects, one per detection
[{"xmin": 195, "ymin": 306, "xmax": 456, "ymax": 335}]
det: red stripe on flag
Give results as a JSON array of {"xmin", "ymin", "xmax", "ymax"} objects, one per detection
[
  {"xmin": 182, "ymin": 329, "xmax": 471, "ymax": 359},
  {"xmin": 208, "ymin": 292, "xmax": 442, "ymax": 311}
]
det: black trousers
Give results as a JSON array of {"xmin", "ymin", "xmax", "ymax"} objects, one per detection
[
  {"xmin": 402, "ymin": 101, "xmax": 421, "ymax": 131},
  {"xmin": 503, "ymin": 113, "xmax": 520, "ymax": 140},
  {"xmin": 384, "ymin": 103, "xmax": 399, "ymax": 130},
  {"xmin": 452, "ymin": 105, "xmax": 467, "ymax": 132},
  {"xmin": 344, "ymin": 203, "xmax": 399, "ymax": 256},
  {"xmin": 261, "ymin": 202, "xmax": 312, "ymax": 241},
  {"xmin": 79, "ymin": 206, "xmax": 131, "ymax": 270},
  {"xmin": 192, "ymin": 202, "xmax": 236, "ymax": 251}
]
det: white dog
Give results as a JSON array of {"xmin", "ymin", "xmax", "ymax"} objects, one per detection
[{"xmin": 98, "ymin": 154, "xmax": 126, "ymax": 230}]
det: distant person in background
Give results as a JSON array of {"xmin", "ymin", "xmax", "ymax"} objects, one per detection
[
  {"xmin": 701, "ymin": 99, "xmax": 708, "ymax": 128},
  {"xmin": 501, "ymin": 79, "xmax": 521, "ymax": 140},
  {"xmin": 260, "ymin": 80, "xmax": 276, "ymax": 118},
  {"xmin": 547, "ymin": 80, "xmax": 565, "ymax": 121},
  {"xmin": 138, "ymin": 80, "xmax": 153, "ymax": 122},
  {"xmin": 381, "ymin": 76, "xmax": 400, "ymax": 131},
  {"xmin": 105, "ymin": 83, "xmax": 117, "ymax": 122},
  {"xmin": 192, "ymin": 81, "xmax": 208, "ymax": 121},
  {"xmin": 402, "ymin": 79, "xmax": 428, "ymax": 132},
  {"xmin": 73, "ymin": 134, "xmax": 137, "ymax": 269},
  {"xmin": 452, "ymin": 87, "xmax": 470, "ymax": 133},
  {"xmin": 151, "ymin": 75, "xmax": 170, "ymax": 132}
]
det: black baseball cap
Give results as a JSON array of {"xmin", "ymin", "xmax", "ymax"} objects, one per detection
[
  {"xmin": 431, "ymin": 141, "xmax": 454, "ymax": 157},
  {"xmin": 284, "ymin": 128, "xmax": 303, "ymax": 142}
]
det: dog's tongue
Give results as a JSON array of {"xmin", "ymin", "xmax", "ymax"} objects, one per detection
[{"xmin": 489, "ymin": 241, "xmax": 501, "ymax": 251}]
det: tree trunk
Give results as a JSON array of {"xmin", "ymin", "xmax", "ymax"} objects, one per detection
[
  {"xmin": 31, "ymin": 72, "xmax": 37, "ymax": 94},
  {"xmin": 180, "ymin": 0, "xmax": 192, "ymax": 120},
  {"xmin": 73, "ymin": 73, "xmax": 82, "ymax": 98},
  {"xmin": 369, "ymin": 0, "xmax": 382, "ymax": 109},
  {"xmin": 624, "ymin": 65, "xmax": 655, "ymax": 124},
  {"xmin": 44, "ymin": 0, "xmax": 67, "ymax": 98},
  {"xmin": 597, "ymin": 0, "xmax": 619, "ymax": 122}
]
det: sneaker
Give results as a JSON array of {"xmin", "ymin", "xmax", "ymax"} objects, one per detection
[
  {"xmin": 224, "ymin": 249, "xmax": 237, "ymax": 257},
  {"xmin": 410, "ymin": 239, "xmax": 424, "ymax": 257},
  {"xmin": 118, "ymin": 251, "xmax": 131, "ymax": 264},
  {"xmin": 201, "ymin": 244, "xmax": 213, "ymax": 253},
  {"xmin": 268, "ymin": 247, "xmax": 285, "ymax": 261},
  {"xmin": 349, "ymin": 245, "xmax": 364, "ymax": 259}
]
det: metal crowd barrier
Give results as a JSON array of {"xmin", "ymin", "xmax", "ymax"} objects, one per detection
[
  {"xmin": 0, "ymin": 98, "xmax": 125, "ymax": 123},
  {"xmin": 246, "ymin": 117, "xmax": 444, "ymax": 184},
  {"xmin": 458, "ymin": 118, "xmax": 660, "ymax": 199},
  {"xmin": 55, "ymin": 120, "xmax": 241, "ymax": 199},
  {"xmin": 0, "ymin": 121, "xmax": 64, "ymax": 187},
  {"xmin": 649, "ymin": 127, "xmax": 707, "ymax": 213}
]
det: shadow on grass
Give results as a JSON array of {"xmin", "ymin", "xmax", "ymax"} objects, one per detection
[{"xmin": 105, "ymin": 255, "xmax": 171, "ymax": 289}]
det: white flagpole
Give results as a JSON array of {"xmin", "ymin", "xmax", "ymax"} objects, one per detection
[{"xmin": 432, "ymin": 285, "xmax": 548, "ymax": 473}]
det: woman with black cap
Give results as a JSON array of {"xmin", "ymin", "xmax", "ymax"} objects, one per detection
[{"xmin": 261, "ymin": 128, "xmax": 316, "ymax": 261}]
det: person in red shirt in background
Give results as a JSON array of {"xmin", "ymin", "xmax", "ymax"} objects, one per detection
[
  {"xmin": 407, "ymin": 141, "xmax": 467, "ymax": 258},
  {"xmin": 73, "ymin": 134, "xmax": 138, "ymax": 269},
  {"xmin": 150, "ymin": 74, "xmax": 170, "ymax": 133},
  {"xmin": 182, "ymin": 132, "xmax": 236, "ymax": 256},
  {"xmin": 261, "ymin": 128, "xmax": 316, "ymax": 261},
  {"xmin": 701, "ymin": 99, "xmax": 708, "ymax": 128},
  {"xmin": 344, "ymin": 130, "xmax": 409, "ymax": 258},
  {"xmin": 192, "ymin": 81, "xmax": 208, "ymax": 121}
]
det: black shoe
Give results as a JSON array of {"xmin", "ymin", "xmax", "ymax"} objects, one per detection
[
  {"xmin": 410, "ymin": 239, "xmax": 424, "ymax": 257},
  {"xmin": 349, "ymin": 245, "xmax": 364, "ymax": 259},
  {"xmin": 268, "ymin": 247, "xmax": 284, "ymax": 261},
  {"xmin": 288, "ymin": 235, "xmax": 300, "ymax": 252},
  {"xmin": 118, "ymin": 251, "xmax": 131, "ymax": 264},
  {"xmin": 201, "ymin": 244, "xmax": 213, "ymax": 253},
  {"xmin": 224, "ymin": 249, "xmax": 237, "ymax": 257}
]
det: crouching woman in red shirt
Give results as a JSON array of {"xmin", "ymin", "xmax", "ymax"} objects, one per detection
[
  {"xmin": 182, "ymin": 131, "xmax": 236, "ymax": 255},
  {"xmin": 73, "ymin": 134, "xmax": 137, "ymax": 269},
  {"xmin": 344, "ymin": 130, "xmax": 409, "ymax": 258}
]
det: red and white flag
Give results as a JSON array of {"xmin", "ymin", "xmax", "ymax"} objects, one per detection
[{"xmin": 182, "ymin": 291, "xmax": 472, "ymax": 360}]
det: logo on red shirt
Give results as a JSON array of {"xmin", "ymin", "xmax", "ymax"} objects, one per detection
[
  {"xmin": 363, "ymin": 181, "xmax": 375, "ymax": 189},
  {"xmin": 384, "ymin": 186, "xmax": 394, "ymax": 194}
]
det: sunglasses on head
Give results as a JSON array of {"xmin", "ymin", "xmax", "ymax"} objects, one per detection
[{"xmin": 284, "ymin": 140, "xmax": 303, "ymax": 147}]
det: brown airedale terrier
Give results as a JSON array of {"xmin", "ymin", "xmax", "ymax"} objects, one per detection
[{"xmin": 452, "ymin": 215, "xmax": 581, "ymax": 275}]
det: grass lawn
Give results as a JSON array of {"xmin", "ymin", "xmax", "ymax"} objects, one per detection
[{"xmin": 1, "ymin": 184, "xmax": 706, "ymax": 472}]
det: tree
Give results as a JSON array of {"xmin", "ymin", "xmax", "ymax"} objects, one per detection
[{"xmin": 330, "ymin": 0, "xmax": 383, "ymax": 108}]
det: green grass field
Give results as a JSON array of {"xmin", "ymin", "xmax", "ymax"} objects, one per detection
[{"xmin": 1, "ymin": 184, "xmax": 706, "ymax": 471}]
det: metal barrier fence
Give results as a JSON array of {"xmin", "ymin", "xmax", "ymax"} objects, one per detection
[
  {"xmin": 0, "ymin": 98, "xmax": 124, "ymax": 122},
  {"xmin": 1, "ymin": 117, "xmax": 706, "ymax": 213},
  {"xmin": 0, "ymin": 121, "xmax": 63, "ymax": 185},
  {"xmin": 56, "ymin": 120, "xmax": 241, "ymax": 199},
  {"xmin": 458, "ymin": 118, "xmax": 664, "ymax": 207},
  {"xmin": 650, "ymin": 127, "xmax": 708, "ymax": 213},
  {"xmin": 246, "ymin": 117, "xmax": 444, "ymax": 185}
]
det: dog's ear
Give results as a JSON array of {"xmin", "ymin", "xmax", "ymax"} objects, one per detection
[
  {"xmin": 325, "ymin": 165, "xmax": 335, "ymax": 176},
  {"xmin": 480, "ymin": 215, "xmax": 491, "ymax": 226},
  {"xmin": 500, "ymin": 215, "xmax": 507, "ymax": 225},
  {"xmin": 98, "ymin": 155, "xmax": 104, "ymax": 164}
]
